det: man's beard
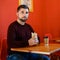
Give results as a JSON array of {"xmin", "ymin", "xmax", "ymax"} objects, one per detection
[
  {"xmin": 18, "ymin": 16, "xmax": 28, "ymax": 22},
  {"xmin": 19, "ymin": 18, "xmax": 27, "ymax": 22}
]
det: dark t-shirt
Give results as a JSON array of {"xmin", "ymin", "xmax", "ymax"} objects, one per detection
[{"xmin": 7, "ymin": 21, "xmax": 40, "ymax": 54}]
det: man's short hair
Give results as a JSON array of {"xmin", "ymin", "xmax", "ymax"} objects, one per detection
[{"xmin": 17, "ymin": 5, "xmax": 29, "ymax": 12}]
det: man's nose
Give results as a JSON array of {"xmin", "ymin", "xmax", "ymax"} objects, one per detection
[
  {"xmin": 23, "ymin": 13, "xmax": 26, "ymax": 16},
  {"xmin": 24, "ymin": 13, "xmax": 27, "ymax": 17}
]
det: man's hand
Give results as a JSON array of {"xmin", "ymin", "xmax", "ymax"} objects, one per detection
[{"xmin": 28, "ymin": 37, "xmax": 38, "ymax": 46}]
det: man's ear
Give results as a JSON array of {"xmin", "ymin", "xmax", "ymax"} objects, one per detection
[{"xmin": 16, "ymin": 12, "xmax": 18, "ymax": 16}]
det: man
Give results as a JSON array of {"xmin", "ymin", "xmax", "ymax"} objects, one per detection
[{"xmin": 7, "ymin": 5, "xmax": 50, "ymax": 60}]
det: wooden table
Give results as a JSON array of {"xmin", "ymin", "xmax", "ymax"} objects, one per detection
[{"xmin": 11, "ymin": 43, "xmax": 60, "ymax": 55}]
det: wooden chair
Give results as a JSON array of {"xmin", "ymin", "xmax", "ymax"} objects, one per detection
[
  {"xmin": 1, "ymin": 39, "xmax": 7, "ymax": 60},
  {"xmin": 0, "ymin": 39, "xmax": 2, "ymax": 60},
  {"xmin": 44, "ymin": 33, "xmax": 60, "ymax": 60},
  {"xmin": 44, "ymin": 33, "xmax": 53, "ymax": 43},
  {"xmin": 52, "ymin": 38, "xmax": 60, "ymax": 60},
  {"xmin": 54, "ymin": 51, "xmax": 60, "ymax": 60}
]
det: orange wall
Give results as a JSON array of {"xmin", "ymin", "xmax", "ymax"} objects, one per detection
[
  {"xmin": 0, "ymin": 0, "xmax": 18, "ymax": 40},
  {"xmin": 0, "ymin": 0, "xmax": 60, "ymax": 42}
]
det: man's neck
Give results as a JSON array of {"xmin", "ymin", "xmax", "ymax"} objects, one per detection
[{"xmin": 17, "ymin": 19, "xmax": 25, "ymax": 25}]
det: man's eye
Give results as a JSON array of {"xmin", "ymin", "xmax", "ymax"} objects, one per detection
[
  {"xmin": 21, "ymin": 11, "xmax": 24, "ymax": 14},
  {"xmin": 26, "ymin": 12, "xmax": 29, "ymax": 14}
]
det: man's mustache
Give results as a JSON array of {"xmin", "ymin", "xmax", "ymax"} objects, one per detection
[{"xmin": 22, "ymin": 16, "xmax": 27, "ymax": 18}]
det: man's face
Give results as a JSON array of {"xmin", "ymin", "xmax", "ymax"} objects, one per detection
[{"xmin": 17, "ymin": 8, "xmax": 29, "ymax": 22}]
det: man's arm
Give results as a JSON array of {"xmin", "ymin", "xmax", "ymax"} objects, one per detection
[
  {"xmin": 24, "ymin": 24, "xmax": 40, "ymax": 46},
  {"xmin": 7, "ymin": 25, "xmax": 29, "ymax": 48}
]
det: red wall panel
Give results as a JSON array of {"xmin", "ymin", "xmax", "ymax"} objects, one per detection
[{"xmin": 0, "ymin": 0, "xmax": 60, "ymax": 42}]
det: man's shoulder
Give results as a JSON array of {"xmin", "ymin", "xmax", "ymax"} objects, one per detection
[
  {"xmin": 8, "ymin": 21, "xmax": 18, "ymax": 28},
  {"xmin": 25, "ymin": 23, "xmax": 31, "ymax": 27},
  {"xmin": 9, "ymin": 21, "xmax": 17, "ymax": 25}
]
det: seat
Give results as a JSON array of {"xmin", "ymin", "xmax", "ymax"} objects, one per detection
[
  {"xmin": 52, "ymin": 38, "xmax": 60, "ymax": 60},
  {"xmin": 44, "ymin": 33, "xmax": 52, "ymax": 40},
  {"xmin": 0, "ymin": 39, "xmax": 2, "ymax": 60},
  {"xmin": 44, "ymin": 33, "xmax": 53, "ymax": 43},
  {"xmin": 54, "ymin": 51, "xmax": 60, "ymax": 60},
  {"xmin": 44, "ymin": 33, "xmax": 60, "ymax": 60},
  {"xmin": 1, "ymin": 39, "xmax": 7, "ymax": 60}
]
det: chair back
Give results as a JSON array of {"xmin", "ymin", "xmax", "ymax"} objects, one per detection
[
  {"xmin": 44, "ymin": 33, "xmax": 53, "ymax": 43},
  {"xmin": 44, "ymin": 33, "xmax": 52, "ymax": 40},
  {"xmin": 1, "ymin": 39, "xmax": 7, "ymax": 60}
]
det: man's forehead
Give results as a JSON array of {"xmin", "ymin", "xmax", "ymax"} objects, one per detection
[{"xmin": 19, "ymin": 8, "xmax": 29, "ymax": 12}]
